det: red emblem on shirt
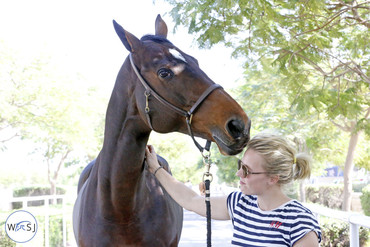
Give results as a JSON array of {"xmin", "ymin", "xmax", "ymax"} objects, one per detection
[{"xmin": 270, "ymin": 221, "xmax": 282, "ymax": 229}]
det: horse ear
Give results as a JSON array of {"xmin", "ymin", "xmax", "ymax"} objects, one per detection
[
  {"xmin": 113, "ymin": 20, "xmax": 142, "ymax": 53},
  {"xmin": 155, "ymin": 14, "xmax": 168, "ymax": 38}
]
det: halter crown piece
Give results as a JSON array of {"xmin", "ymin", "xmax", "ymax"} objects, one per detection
[{"xmin": 129, "ymin": 54, "xmax": 222, "ymax": 153}]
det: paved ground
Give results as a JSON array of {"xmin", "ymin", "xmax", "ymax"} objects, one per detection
[{"xmin": 178, "ymin": 210, "xmax": 233, "ymax": 247}]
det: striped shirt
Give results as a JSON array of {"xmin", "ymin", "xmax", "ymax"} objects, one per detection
[{"xmin": 227, "ymin": 192, "xmax": 321, "ymax": 246}]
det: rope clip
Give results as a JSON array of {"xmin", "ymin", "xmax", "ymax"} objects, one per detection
[{"xmin": 144, "ymin": 90, "xmax": 151, "ymax": 113}]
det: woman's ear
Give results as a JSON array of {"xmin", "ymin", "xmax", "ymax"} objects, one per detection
[{"xmin": 268, "ymin": 175, "xmax": 279, "ymax": 185}]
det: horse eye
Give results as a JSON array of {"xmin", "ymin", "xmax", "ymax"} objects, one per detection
[{"xmin": 157, "ymin": 68, "xmax": 174, "ymax": 79}]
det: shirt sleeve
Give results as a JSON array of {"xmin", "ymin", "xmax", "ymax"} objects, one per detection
[
  {"xmin": 226, "ymin": 191, "xmax": 242, "ymax": 223},
  {"xmin": 290, "ymin": 211, "xmax": 322, "ymax": 245}
]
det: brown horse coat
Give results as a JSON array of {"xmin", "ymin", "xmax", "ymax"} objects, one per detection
[{"xmin": 73, "ymin": 15, "xmax": 250, "ymax": 247}]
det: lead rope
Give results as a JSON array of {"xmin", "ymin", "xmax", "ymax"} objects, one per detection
[{"xmin": 202, "ymin": 150, "xmax": 213, "ymax": 247}]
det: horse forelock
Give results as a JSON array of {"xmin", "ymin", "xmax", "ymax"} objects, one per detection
[{"xmin": 141, "ymin": 35, "xmax": 173, "ymax": 45}]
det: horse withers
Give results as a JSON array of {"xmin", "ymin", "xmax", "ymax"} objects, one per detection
[{"xmin": 73, "ymin": 14, "xmax": 251, "ymax": 247}]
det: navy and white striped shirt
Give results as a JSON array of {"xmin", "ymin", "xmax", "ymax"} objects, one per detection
[{"xmin": 227, "ymin": 192, "xmax": 321, "ymax": 246}]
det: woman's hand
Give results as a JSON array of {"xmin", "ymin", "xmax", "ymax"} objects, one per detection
[{"xmin": 145, "ymin": 145, "xmax": 161, "ymax": 174}]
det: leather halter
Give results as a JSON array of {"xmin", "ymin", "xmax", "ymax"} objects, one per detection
[{"xmin": 129, "ymin": 54, "xmax": 222, "ymax": 153}]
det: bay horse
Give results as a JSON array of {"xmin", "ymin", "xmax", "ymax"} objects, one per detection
[{"xmin": 73, "ymin": 15, "xmax": 251, "ymax": 247}]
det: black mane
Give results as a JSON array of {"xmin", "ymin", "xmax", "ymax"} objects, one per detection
[{"xmin": 141, "ymin": 35, "xmax": 173, "ymax": 45}]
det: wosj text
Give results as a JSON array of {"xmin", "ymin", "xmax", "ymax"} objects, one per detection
[{"xmin": 7, "ymin": 221, "xmax": 37, "ymax": 233}]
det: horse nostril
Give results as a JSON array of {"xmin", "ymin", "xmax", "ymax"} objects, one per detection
[{"xmin": 226, "ymin": 119, "xmax": 246, "ymax": 139}]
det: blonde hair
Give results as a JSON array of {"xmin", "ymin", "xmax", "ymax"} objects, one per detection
[{"xmin": 246, "ymin": 132, "xmax": 311, "ymax": 185}]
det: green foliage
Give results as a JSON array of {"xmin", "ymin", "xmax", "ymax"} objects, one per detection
[
  {"xmin": 164, "ymin": 1, "xmax": 370, "ymax": 199},
  {"xmin": 148, "ymin": 132, "xmax": 204, "ymax": 184},
  {"xmin": 283, "ymin": 181, "xmax": 300, "ymax": 200},
  {"xmin": 361, "ymin": 184, "xmax": 370, "ymax": 216},
  {"xmin": 306, "ymin": 184, "xmax": 344, "ymax": 209},
  {"xmin": 48, "ymin": 215, "xmax": 64, "ymax": 247},
  {"xmin": 0, "ymin": 42, "xmax": 106, "ymax": 189},
  {"xmin": 31, "ymin": 214, "xmax": 72, "ymax": 247},
  {"xmin": 13, "ymin": 185, "xmax": 66, "ymax": 197},
  {"xmin": 0, "ymin": 228, "xmax": 16, "ymax": 247},
  {"xmin": 320, "ymin": 217, "xmax": 370, "ymax": 247},
  {"xmin": 212, "ymin": 146, "xmax": 241, "ymax": 187},
  {"xmin": 0, "ymin": 41, "xmax": 105, "ymax": 152}
]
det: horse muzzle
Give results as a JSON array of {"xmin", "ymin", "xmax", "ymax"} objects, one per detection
[{"xmin": 213, "ymin": 118, "xmax": 251, "ymax": 155}]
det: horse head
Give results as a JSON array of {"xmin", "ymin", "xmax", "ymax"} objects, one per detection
[{"xmin": 113, "ymin": 15, "xmax": 251, "ymax": 155}]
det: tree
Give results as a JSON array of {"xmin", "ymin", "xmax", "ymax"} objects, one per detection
[
  {"xmin": 166, "ymin": 0, "xmax": 370, "ymax": 211},
  {"xmin": 0, "ymin": 43, "xmax": 105, "ymax": 195},
  {"xmin": 148, "ymin": 132, "xmax": 205, "ymax": 184}
]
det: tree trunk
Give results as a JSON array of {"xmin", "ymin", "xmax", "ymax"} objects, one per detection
[
  {"xmin": 342, "ymin": 123, "xmax": 361, "ymax": 211},
  {"xmin": 299, "ymin": 180, "xmax": 306, "ymax": 203},
  {"xmin": 50, "ymin": 180, "xmax": 57, "ymax": 205},
  {"xmin": 47, "ymin": 149, "xmax": 70, "ymax": 205},
  {"xmin": 293, "ymin": 137, "xmax": 307, "ymax": 203}
]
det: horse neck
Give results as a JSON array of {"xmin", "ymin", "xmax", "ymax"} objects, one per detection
[{"xmin": 97, "ymin": 58, "xmax": 151, "ymax": 215}]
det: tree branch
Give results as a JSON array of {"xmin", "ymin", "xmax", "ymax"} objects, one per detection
[
  {"xmin": 307, "ymin": 44, "xmax": 370, "ymax": 85},
  {"xmin": 351, "ymin": 1, "xmax": 370, "ymax": 29},
  {"xmin": 53, "ymin": 150, "xmax": 71, "ymax": 181},
  {"xmin": 364, "ymin": 107, "xmax": 370, "ymax": 119},
  {"xmin": 0, "ymin": 133, "xmax": 19, "ymax": 143},
  {"xmin": 294, "ymin": 7, "xmax": 349, "ymax": 38},
  {"xmin": 288, "ymin": 44, "xmax": 310, "ymax": 67},
  {"xmin": 279, "ymin": 49, "xmax": 327, "ymax": 75},
  {"xmin": 331, "ymin": 119, "xmax": 352, "ymax": 132},
  {"xmin": 295, "ymin": 1, "xmax": 370, "ymax": 38}
]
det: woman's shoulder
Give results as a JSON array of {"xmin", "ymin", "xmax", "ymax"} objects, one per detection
[
  {"xmin": 278, "ymin": 200, "xmax": 319, "ymax": 226},
  {"xmin": 282, "ymin": 199, "xmax": 315, "ymax": 215},
  {"xmin": 227, "ymin": 191, "xmax": 256, "ymax": 203}
]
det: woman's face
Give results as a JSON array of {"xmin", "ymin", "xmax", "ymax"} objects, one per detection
[{"xmin": 236, "ymin": 149, "xmax": 271, "ymax": 195}]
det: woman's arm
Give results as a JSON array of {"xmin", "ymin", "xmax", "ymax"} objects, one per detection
[
  {"xmin": 145, "ymin": 145, "xmax": 230, "ymax": 220},
  {"xmin": 293, "ymin": 231, "xmax": 319, "ymax": 247}
]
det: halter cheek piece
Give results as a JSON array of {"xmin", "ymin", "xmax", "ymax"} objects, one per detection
[{"xmin": 129, "ymin": 54, "xmax": 222, "ymax": 153}]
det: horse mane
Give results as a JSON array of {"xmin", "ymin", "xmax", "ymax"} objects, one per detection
[{"xmin": 141, "ymin": 34, "xmax": 173, "ymax": 45}]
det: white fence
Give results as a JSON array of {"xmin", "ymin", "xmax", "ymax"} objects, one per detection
[
  {"xmin": 7, "ymin": 195, "xmax": 68, "ymax": 247},
  {"xmin": 305, "ymin": 203, "xmax": 370, "ymax": 247},
  {"xmin": 3, "ymin": 195, "xmax": 369, "ymax": 246}
]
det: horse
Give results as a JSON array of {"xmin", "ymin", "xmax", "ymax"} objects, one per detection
[{"xmin": 73, "ymin": 14, "xmax": 251, "ymax": 247}]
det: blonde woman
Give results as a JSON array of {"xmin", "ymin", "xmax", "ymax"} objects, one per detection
[{"xmin": 145, "ymin": 133, "xmax": 321, "ymax": 246}]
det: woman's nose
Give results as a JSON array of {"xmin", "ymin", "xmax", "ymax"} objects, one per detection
[{"xmin": 236, "ymin": 167, "xmax": 242, "ymax": 178}]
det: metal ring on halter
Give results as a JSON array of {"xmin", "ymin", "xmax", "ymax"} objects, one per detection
[
  {"xmin": 202, "ymin": 172, "xmax": 213, "ymax": 183},
  {"xmin": 201, "ymin": 149, "xmax": 211, "ymax": 160},
  {"xmin": 186, "ymin": 114, "xmax": 193, "ymax": 125}
]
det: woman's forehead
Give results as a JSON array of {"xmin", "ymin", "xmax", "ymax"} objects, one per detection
[{"xmin": 243, "ymin": 149, "xmax": 265, "ymax": 168}]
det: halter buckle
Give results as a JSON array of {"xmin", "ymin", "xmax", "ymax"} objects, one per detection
[
  {"xmin": 144, "ymin": 91, "xmax": 151, "ymax": 113},
  {"xmin": 186, "ymin": 113, "xmax": 193, "ymax": 125}
]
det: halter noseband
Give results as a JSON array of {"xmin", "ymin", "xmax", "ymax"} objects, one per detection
[{"xmin": 129, "ymin": 53, "xmax": 222, "ymax": 153}]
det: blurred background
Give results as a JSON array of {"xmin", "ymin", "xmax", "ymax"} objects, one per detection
[{"xmin": 0, "ymin": 0, "xmax": 369, "ymax": 246}]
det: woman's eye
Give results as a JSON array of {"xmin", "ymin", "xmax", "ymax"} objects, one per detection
[{"xmin": 157, "ymin": 68, "xmax": 174, "ymax": 79}]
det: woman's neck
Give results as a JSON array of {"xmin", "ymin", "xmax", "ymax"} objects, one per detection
[{"xmin": 257, "ymin": 186, "xmax": 291, "ymax": 211}]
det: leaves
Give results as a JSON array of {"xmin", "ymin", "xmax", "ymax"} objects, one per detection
[
  {"xmin": 164, "ymin": 0, "xmax": 370, "ymax": 183},
  {"xmin": 0, "ymin": 43, "xmax": 105, "ymax": 187}
]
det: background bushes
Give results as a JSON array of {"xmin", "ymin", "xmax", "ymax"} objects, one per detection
[
  {"xmin": 0, "ymin": 228, "xmax": 16, "ymax": 247},
  {"xmin": 360, "ymin": 184, "xmax": 370, "ymax": 216},
  {"xmin": 320, "ymin": 218, "xmax": 369, "ymax": 247},
  {"xmin": 305, "ymin": 184, "xmax": 344, "ymax": 209}
]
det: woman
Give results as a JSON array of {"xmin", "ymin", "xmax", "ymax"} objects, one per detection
[{"xmin": 145, "ymin": 133, "xmax": 321, "ymax": 246}]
